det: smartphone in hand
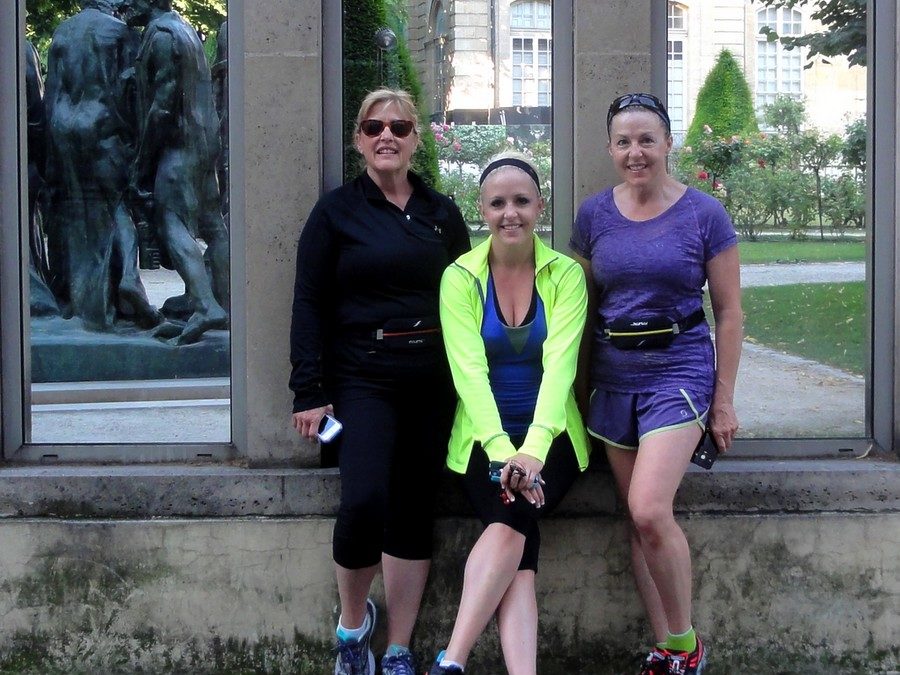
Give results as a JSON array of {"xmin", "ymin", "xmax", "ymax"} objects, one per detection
[
  {"xmin": 690, "ymin": 427, "xmax": 718, "ymax": 470},
  {"xmin": 316, "ymin": 414, "xmax": 343, "ymax": 443},
  {"xmin": 489, "ymin": 460, "xmax": 539, "ymax": 486}
]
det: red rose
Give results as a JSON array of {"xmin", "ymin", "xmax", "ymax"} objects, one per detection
[{"xmin": 697, "ymin": 171, "xmax": 709, "ymax": 181}]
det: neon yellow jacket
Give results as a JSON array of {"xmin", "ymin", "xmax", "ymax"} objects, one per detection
[{"xmin": 439, "ymin": 234, "xmax": 591, "ymax": 473}]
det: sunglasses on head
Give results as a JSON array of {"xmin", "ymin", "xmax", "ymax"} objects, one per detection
[
  {"xmin": 359, "ymin": 119, "xmax": 416, "ymax": 138},
  {"xmin": 606, "ymin": 92, "xmax": 671, "ymax": 133}
]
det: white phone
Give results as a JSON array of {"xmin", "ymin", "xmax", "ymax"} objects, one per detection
[{"xmin": 316, "ymin": 414, "xmax": 343, "ymax": 443}]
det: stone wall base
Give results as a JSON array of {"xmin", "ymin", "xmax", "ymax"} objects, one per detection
[{"xmin": 0, "ymin": 515, "xmax": 896, "ymax": 673}]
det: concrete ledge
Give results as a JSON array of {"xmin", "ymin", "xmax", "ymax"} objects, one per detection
[{"xmin": 0, "ymin": 457, "xmax": 897, "ymax": 519}]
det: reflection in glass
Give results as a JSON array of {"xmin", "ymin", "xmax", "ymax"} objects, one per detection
[
  {"xmin": 24, "ymin": 0, "xmax": 230, "ymax": 444},
  {"xmin": 666, "ymin": 1, "xmax": 867, "ymax": 439},
  {"xmin": 344, "ymin": 0, "xmax": 553, "ymax": 241}
]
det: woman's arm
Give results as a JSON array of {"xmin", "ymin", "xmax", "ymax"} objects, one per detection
[
  {"xmin": 518, "ymin": 260, "xmax": 588, "ymax": 462},
  {"xmin": 572, "ymin": 253, "xmax": 596, "ymax": 417},
  {"xmin": 706, "ymin": 244, "xmax": 742, "ymax": 451},
  {"xmin": 289, "ymin": 199, "xmax": 339, "ymax": 421},
  {"xmin": 440, "ymin": 265, "xmax": 517, "ymax": 462}
]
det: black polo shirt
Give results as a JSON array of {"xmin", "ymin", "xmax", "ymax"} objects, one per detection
[{"xmin": 290, "ymin": 170, "xmax": 470, "ymax": 412}]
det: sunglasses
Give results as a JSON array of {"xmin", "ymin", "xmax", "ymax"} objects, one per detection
[
  {"xmin": 606, "ymin": 92, "xmax": 671, "ymax": 133},
  {"xmin": 359, "ymin": 119, "xmax": 416, "ymax": 138}
]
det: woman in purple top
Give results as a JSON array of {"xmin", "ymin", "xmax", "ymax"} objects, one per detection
[{"xmin": 571, "ymin": 93, "xmax": 742, "ymax": 675}]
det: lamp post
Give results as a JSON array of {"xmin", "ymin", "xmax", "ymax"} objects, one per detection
[{"xmin": 374, "ymin": 27, "xmax": 397, "ymax": 86}]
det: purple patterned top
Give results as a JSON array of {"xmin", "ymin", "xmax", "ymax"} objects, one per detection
[{"xmin": 571, "ymin": 187, "xmax": 737, "ymax": 393}]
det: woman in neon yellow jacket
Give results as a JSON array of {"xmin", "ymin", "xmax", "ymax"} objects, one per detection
[{"xmin": 429, "ymin": 152, "xmax": 589, "ymax": 675}]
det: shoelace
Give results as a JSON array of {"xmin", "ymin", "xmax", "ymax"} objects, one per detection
[
  {"xmin": 381, "ymin": 652, "xmax": 415, "ymax": 675},
  {"xmin": 640, "ymin": 649, "xmax": 670, "ymax": 675},
  {"xmin": 334, "ymin": 641, "xmax": 368, "ymax": 675}
]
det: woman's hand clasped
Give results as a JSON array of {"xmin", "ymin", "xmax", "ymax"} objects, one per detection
[
  {"xmin": 291, "ymin": 404, "xmax": 334, "ymax": 441},
  {"xmin": 500, "ymin": 453, "xmax": 545, "ymax": 508},
  {"xmin": 708, "ymin": 399, "xmax": 738, "ymax": 453}
]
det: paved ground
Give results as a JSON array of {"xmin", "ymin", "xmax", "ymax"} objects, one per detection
[{"xmin": 31, "ymin": 263, "xmax": 868, "ymax": 444}]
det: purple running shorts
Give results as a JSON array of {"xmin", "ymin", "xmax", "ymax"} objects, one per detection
[{"xmin": 586, "ymin": 388, "xmax": 710, "ymax": 450}]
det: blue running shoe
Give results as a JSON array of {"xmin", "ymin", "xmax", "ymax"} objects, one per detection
[
  {"xmin": 333, "ymin": 598, "xmax": 376, "ymax": 675},
  {"xmin": 381, "ymin": 649, "xmax": 416, "ymax": 675},
  {"xmin": 426, "ymin": 650, "xmax": 464, "ymax": 674}
]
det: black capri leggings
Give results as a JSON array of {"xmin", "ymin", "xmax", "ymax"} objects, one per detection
[
  {"xmin": 462, "ymin": 433, "xmax": 580, "ymax": 572},
  {"xmin": 331, "ymin": 374, "xmax": 455, "ymax": 569}
]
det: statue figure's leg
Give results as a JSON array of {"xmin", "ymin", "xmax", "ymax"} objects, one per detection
[
  {"xmin": 112, "ymin": 200, "xmax": 162, "ymax": 328},
  {"xmin": 198, "ymin": 171, "xmax": 230, "ymax": 312},
  {"xmin": 66, "ymin": 196, "xmax": 116, "ymax": 330},
  {"xmin": 156, "ymin": 208, "xmax": 227, "ymax": 344}
]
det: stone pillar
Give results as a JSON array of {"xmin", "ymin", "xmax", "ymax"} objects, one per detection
[
  {"xmin": 241, "ymin": 1, "xmax": 323, "ymax": 465},
  {"xmin": 574, "ymin": 1, "xmax": 654, "ymax": 204}
]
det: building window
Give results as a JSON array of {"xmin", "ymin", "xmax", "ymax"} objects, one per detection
[
  {"xmin": 667, "ymin": 2, "xmax": 685, "ymax": 31},
  {"xmin": 667, "ymin": 39, "xmax": 685, "ymax": 144},
  {"xmin": 511, "ymin": 0, "xmax": 552, "ymax": 30},
  {"xmin": 510, "ymin": 1, "xmax": 552, "ymax": 107},
  {"xmin": 429, "ymin": 0, "xmax": 449, "ymax": 115},
  {"xmin": 756, "ymin": 7, "xmax": 803, "ymax": 110}
]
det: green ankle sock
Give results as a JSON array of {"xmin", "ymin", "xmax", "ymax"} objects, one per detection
[{"xmin": 664, "ymin": 627, "xmax": 697, "ymax": 653}]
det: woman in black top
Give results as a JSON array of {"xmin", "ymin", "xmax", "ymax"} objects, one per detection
[{"xmin": 289, "ymin": 88, "xmax": 470, "ymax": 675}]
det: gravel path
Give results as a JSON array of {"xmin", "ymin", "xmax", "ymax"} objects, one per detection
[
  {"xmin": 740, "ymin": 261, "xmax": 865, "ymax": 287},
  {"xmin": 34, "ymin": 263, "xmax": 870, "ymax": 443}
]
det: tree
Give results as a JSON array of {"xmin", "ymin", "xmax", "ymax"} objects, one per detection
[
  {"xmin": 796, "ymin": 131, "xmax": 844, "ymax": 239},
  {"xmin": 342, "ymin": 0, "xmax": 440, "ymax": 186},
  {"xmin": 758, "ymin": 0, "xmax": 866, "ymax": 68},
  {"xmin": 843, "ymin": 117, "xmax": 866, "ymax": 173},
  {"xmin": 683, "ymin": 50, "xmax": 758, "ymax": 151},
  {"xmin": 762, "ymin": 94, "xmax": 807, "ymax": 135},
  {"xmin": 26, "ymin": 0, "xmax": 226, "ymax": 62}
]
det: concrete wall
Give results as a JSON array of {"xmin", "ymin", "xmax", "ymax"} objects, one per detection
[{"xmin": 0, "ymin": 462, "xmax": 897, "ymax": 672}]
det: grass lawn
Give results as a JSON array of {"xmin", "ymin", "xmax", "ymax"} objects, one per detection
[
  {"xmin": 738, "ymin": 240, "xmax": 866, "ymax": 264},
  {"xmin": 739, "ymin": 281, "xmax": 866, "ymax": 375},
  {"xmin": 470, "ymin": 233, "xmax": 865, "ymax": 264}
]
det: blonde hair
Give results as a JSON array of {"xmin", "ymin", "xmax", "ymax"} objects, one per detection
[{"xmin": 479, "ymin": 151, "xmax": 542, "ymax": 197}]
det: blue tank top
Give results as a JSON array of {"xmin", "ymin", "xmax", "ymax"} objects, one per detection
[{"xmin": 482, "ymin": 271, "xmax": 547, "ymax": 436}]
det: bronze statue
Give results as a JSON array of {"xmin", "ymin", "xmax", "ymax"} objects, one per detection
[
  {"xmin": 124, "ymin": 0, "xmax": 230, "ymax": 344},
  {"xmin": 25, "ymin": 40, "xmax": 59, "ymax": 316},
  {"xmin": 43, "ymin": 0, "xmax": 160, "ymax": 330},
  {"xmin": 212, "ymin": 19, "xmax": 229, "ymax": 223}
]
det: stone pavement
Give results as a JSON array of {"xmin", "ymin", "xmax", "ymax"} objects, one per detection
[{"xmin": 30, "ymin": 263, "xmax": 867, "ymax": 444}]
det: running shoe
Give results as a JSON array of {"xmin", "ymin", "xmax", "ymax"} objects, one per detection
[
  {"xmin": 639, "ymin": 647, "xmax": 670, "ymax": 674},
  {"xmin": 665, "ymin": 636, "xmax": 707, "ymax": 675},
  {"xmin": 381, "ymin": 650, "xmax": 416, "ymax": 675},
  {"xmin": 426, "ymin": 650, "xmax": 464, "ymax": 674},
  {"xmin": 333, "ymin": 598, "xmax": 377, "ymax": 675}
]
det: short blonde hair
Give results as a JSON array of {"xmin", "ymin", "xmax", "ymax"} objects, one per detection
[{"xmin": 355, "ymin": 88, "xmax": 420, "ymax": 140}]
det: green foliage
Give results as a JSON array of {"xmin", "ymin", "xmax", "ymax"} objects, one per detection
[
  {"xmin": 796, "ymin": 130, "xmax": 844, "ymax": 239},
  {"xmin": 172, "ymin": 0, "xmax": 226, "ymax": 41},
  {"xmin": 843, "ymin": 117, "xmax": 866, "ymax": 173},
  {"xmin": 822, "ymin": 175, "xmax": 865, "ymax": 234},
  {"xmin": 683, "ymin": 50, "xmax": 758, "ymax": 151},
  {"xmin": 342, "ymin": 0, "xmax": 440, "ymax": 186},
  {"xmin": 431, "ymin": 124, "xmax": 509, "ymax": 174},
  {"xmin": 721, "ymin": 166, "xmax": 771, "ymax": 240},
  {"xmin": 758, "ymin": 0, "xmax": 866, "ymax": 68},
  {"xmin": 742, "ymin": 281, "xmax": 865, "ymax": 375},
  {"xmin": 439, "ymin": 172, "xmax": 482, "ymax": 228},
  {"xmin": 26, "ymin": 0, "xmax": 226, "ymax": 62},
  {"xmin": 763, "ymin": 94, "xmax": 807, "ymax": 135}
]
